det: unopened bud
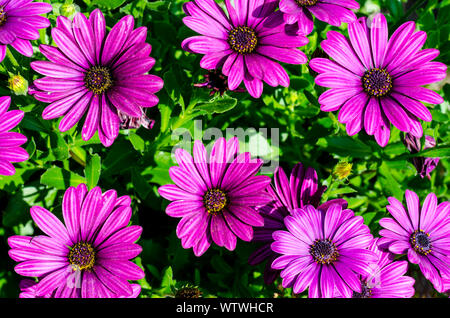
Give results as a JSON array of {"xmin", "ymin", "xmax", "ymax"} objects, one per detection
[
  {"xmin": 333, "ymin": 160, "xmax": 353, "ymax": 180},
  {"xmin": 8, "ymin": 74, "xmax": 28, "ymax": 96},
  {"xmin": 60, "ymin": 3, "xmax": 78, "ymax": 18}
]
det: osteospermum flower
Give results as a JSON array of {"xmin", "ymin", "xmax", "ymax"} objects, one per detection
[
  {"xmin": 378, "ymin": 190, "xmax": 450, "ymax": 293},
  {"xmin": 181, "ymin": 0, "xmax": 308, "ymax": 98},
  {"xmin": 30, "ymin": 9, "xmax": 163, "ymax": 147},
  {"xmin": 351, "ymin": 238, "xmax": 415, "ymax": 298},
  {"xmin": 271, "ymin": 204, "xmax": 377, "ymax": 298},
  {"xmin": 8, "ymin": 184, "xmax": 145, "ymax": 298},
  {"xmin": 0, "ymin": 0, "xmax": 51, "ymax": 61},
  {"xmin": 279, "ymin": 0, "xmax": 359, "ymax": 35},
  {"xmin": 0, "ymin": 96, "xmax": 29, "ymax": 176},
  {"xmin": 248, "ymin": 162, "xmax": 347, "ymax": 284},
  {"xmin": 309, "ymin": 13, "xmax": 447, "ymax": 147},
  {"xmin": 158, "ymin": 137, "xmax": 272, "ymax": 256}
]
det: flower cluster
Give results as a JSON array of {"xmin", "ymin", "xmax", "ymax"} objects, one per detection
[
  {"xmin": 158, "ymin": 137, "xmax": 449, "ymax": 298},
  {"xmin": 1, "ymin": 0, "xmax": 448, "ymax": 299}
]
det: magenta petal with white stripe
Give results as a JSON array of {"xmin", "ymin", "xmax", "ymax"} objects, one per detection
[
  {"xmin": 31, "ymin": 9, "xmax": 163, "ymax": 147},
  {"xmin": 8, "ymin": 185, "xmax": 145, "ymax": 298},
  {"xmin": 0, "ymin": 96, "xmax": 28, "ymax": 176},
  {"xmin": 158, "ymin": 137, "xmax": 272, "ymax": 256},
  {"xmin": 310, "ymin": 13, "xmax": 447, "ymax": 147}
]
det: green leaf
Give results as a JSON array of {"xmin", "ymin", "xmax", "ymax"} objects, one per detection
[
  {"xmin": 3, "ymin": 192, "xmax": 30, "ymax": 227},
  {"xmin": 330, "ymin": 186, "xmax": 358, "ymax": 196},
  {"xmin": 90, "ymin": 0, "xmax": 126, "ymax": 9},
  {"xmin": 25, "ymin": 137, "xmax": 36, "ymax": 160},
  {"xmin": 196, "ymin": 96, "xmax": 238, "ymax": 114},
  {"xmin": 378, "ymin": 162, "xmax": 404, "ymax": 200},
  {"xmin": 412, "ymin": 146, "xmax": 450, "ymax": 158},
  {"xmin": 317, "ymin": 136, "xmax": 372, "ymax": 158},
  {"xmin": 40, "ymin": 167, "xmax": 86, "ymax": 190},
  {"xmin": 163, "ymin": 70, "xmax": 184, "ymax": 107},
  {"xmin": 129, "ymin": 133, "xmax": 145, "ymax": 153},
  {"xmin": 131, "ymin": 168, "xmax": 152, "ymax": 199},
  {"xmin": 147, "ymin": 0, "xmax": 170, "ymax": 11},
  {"xmin": 290, "ymin": 77, "xmax": 310, "ymax": 90},
  {"xmin": 161, "ymin": 266, "xmax": 174, "ymax": 289},
  {"xmin": 102, "ymin": 141, "xmax": 138, "ymax": 177},
  {"xmin": 84, "ymin": 154, "xmax": 101, "ymax": 189},
  {"xmin": 49, "ymin": 133, "xmax": 69, "ymax": 161}
]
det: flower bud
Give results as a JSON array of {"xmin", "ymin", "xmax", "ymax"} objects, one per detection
[
  {"xmin": 333, "ymin": 159, "xmax": 352, "ymax": 180},
  {"xmin": 8, "ymin": 74, "xmax": 28, "ymax": 96},
  {"xmin": 60, "ymin": 3, "xmax": 77, "ymax": 18}
]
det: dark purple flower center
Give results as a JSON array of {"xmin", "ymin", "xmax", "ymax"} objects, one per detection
[
  {"xmin": 175, "ymin": 286, "xmax": 203, "ymax": 298},
  {"xmin": 410, "ymin": 230, "xmax": 432, "ymax": 255},
  {"xmin": 352, "ymin": 281, "xmax": 373, "ymax": 298},
  {"xmin": 203, "ymin": 188, "xmax": 228, "ymax": 215},
  {"xmin": 0, "ymin": 6, "xmax": 7, "ymax": 27},
  {"xmin": 84, "ymin": 66, "xmax": 113, "ymax": 95},
  {"xmin": 68, "ymin": 242, "xmax": 96, "ymax": 271},
  {"xmin": 228, "ymin": 26, "xmax": 258, "ymax": 54},
  {"xmin": 295, "ymin": 0, "xmax": 318, "ymax": 6},
  {"xmin": 310, "ymin": 239, "xmax": 339, "ymax": 265},
  {"xmin": 362, "ymin": 68, "xmax": 393, "ymax": 97},
  {"xmin": 194, "ymin": 70, "xmax": 229, "ymax": 96}
]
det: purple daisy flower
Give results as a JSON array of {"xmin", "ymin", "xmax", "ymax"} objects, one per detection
[
  {"xmin": 181, "ymin": 0, "xmax": 309, "ymax": 98},
  {"xmin": 248, "ymin": 162, "xmax": 347, "ymax": 284},
  {"xmin": 271, "ymin": 204, "xmax": 377, "ymax": 298},
  {"xmin": 403, "ymin": 133, "xmax": 440, "ymax": 179},
  {"xmin": 0, "ymin": 0, "xmax": 52, "ymax": 61},
  {"xmin": 8, "ymin": 184, "xmax": 145, "ymax": 298},
  {"xmin": 309, "ymin": 13, "xmax": 447, "ymax": 147},
  {"xmin": 30, "ymin": 9, "xmax": 164, "ymax": 147},
  {"xmin": 279, "ymin": 0, "xmax": 359, "ymax": 35},
  {"xmin": 351, "ymin": 238, "xmax": 415, "ymax": 298},
  {"xmin": 158, "ymin": 137, "xmax": 273, "ymax": 256},
  {"xmin": 0, "ymin": 96, "xmax": 29, "ymax": 176},
  {"xmin": 378, "ymin": 190, "xmax": 450, "ymax": 293}
]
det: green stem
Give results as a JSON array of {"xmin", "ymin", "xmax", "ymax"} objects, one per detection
[
  {"xmin": 322, "ymin": 176, "xmax": 338, "ymax": 201},
  {"xmin": 69, "ymin": 149, "xmax": 86, "ymax": 167}
]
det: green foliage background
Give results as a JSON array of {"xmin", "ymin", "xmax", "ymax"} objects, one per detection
[{"xmin": 0, "ymin": 0, "xmax": 449, "ymax": 298}]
